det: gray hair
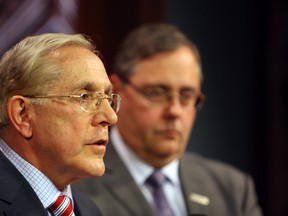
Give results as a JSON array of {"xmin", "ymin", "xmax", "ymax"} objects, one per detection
[
  {"xmin": 112, "ymin": 23, "xmax": 202, "ymax": 81},
  {"xmin": 0, "ymin": 33, "xmax": 97, "ymax": 131}
]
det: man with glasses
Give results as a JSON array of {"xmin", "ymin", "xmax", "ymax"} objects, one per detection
[
  {"xmin": 0, "ymin": 33, "xmax": 120, "ymax": 215},
  {"xmin": 75, "ymin": 23, "xmax": 262, "ymax": 216}
]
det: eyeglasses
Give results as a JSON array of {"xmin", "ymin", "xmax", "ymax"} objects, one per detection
[
  {"xmin": 23, "ymin": 92, "xmax": 121, "ymax": 113},
  {"xmin": 123, "ymin": 80, "xmax": 205, "ymax": 110}
]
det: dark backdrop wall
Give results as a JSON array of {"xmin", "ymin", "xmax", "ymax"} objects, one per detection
[
  {"xmin": 166, "ymin": 0, "xmax": 257, "ymax": 173},
  {"xmin": 164, "ymin": 2, "xmax": 288, "ymax": 216},
  {"xmin": 165, "ymin": 0, "xmax": 265, "ymax": 211}
]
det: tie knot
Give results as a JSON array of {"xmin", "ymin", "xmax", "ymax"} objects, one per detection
[
  {"xmin": 49, "ymin": 195, "xmax": 75, "ymax": 216},
  {"xmin": 146, "ymin": 171, "xmax": 166, "ymax": 188}
]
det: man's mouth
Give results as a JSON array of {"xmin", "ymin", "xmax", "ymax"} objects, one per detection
[{"xmin": 93, "ymin": 139, "xmax": 108, "ymax": 146}]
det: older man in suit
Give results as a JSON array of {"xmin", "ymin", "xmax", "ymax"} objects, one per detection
[{"xmin": 0, "ymin": 33, "xmax": 120, "ymax": 215}]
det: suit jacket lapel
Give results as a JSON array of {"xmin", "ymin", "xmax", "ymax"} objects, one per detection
[
  {"xmin": 72, "ymin": 189, "xmax": 101, "ymax": 216},
  {"xmin": 0, "ymin": 152, "xmax": 48, "ymax": 216},
  {"xmin": 2, "ymin": 190, "xmax": 48, "ymax": 216},
  {"xmin": 103, "ymin": 143, "xmax": 212, "ymax": 216},
  {"xmin": 104, "ymin": 143, "xmax": 156, "ymax": 216},
  {"xmin": 180, "ymin": 153, "xmax": 210, "ymax": 216}
]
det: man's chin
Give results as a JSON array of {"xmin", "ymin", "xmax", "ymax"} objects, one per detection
[{"xmin": 86, "ymin": 160, "xmax": 105, "ymax": 177}]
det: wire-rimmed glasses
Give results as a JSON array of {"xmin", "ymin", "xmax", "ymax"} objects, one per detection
[{"xmin": 23, "ymin": 92, "xmax": 121, "ymax": 113}]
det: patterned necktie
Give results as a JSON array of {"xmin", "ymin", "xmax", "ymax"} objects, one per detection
[
  {"xmin": 48, "ymin": 195, "xmax": 75, "ymax": 216},
  {"xmin": 146, "ymin": 171, "xmax": 175, "ymax": 216}
]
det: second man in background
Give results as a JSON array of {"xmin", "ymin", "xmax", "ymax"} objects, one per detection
[{"xmin": 75, "ymin": 23, "xmax": 262, "ymax": 216}]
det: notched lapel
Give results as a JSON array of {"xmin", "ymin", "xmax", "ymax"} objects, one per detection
[
  {"xmin": 104, "ymin": 144, "xmax": 156, "ymax": 216},
  {"xmin": 105, "ymin": 167, "xmax": 156, "ymax": 216},
  {"xmin": 179, "ymin": 154, "xmax": 210, "ymax": 215},
  {"xmin": 0, "ymin": 152, "xmax": 47, "ymax": 216}
]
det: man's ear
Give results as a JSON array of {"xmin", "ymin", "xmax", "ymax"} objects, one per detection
[
  {"xmin": 7, "ymin": 96, "xmax": 33, "ymax": 138},
  {"xmin": 109, "ymin": 74, "xmax": 122, "ymax": 92}
]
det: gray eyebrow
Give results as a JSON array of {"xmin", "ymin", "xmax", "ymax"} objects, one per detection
[
  {"xmin": 144, "ymin": 84, "xmax": 197, "ymax": 92},
  {"xmin": 77, "ymin": 82, "xmax": 113, "ymax": 94}
]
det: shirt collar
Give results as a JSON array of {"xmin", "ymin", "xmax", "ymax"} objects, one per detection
[
  {"xmin": 0, "ymin": 139, "xmax": 73, "ymax": 208},
  {"xmin": 110, "ymin": 127, "xmax": 180, "ymax": 186}
]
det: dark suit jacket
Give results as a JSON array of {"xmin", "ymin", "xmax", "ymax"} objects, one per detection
[
  {"xmin": 0, "ymin": 151, "xmax": 102, "ymax": 216},
  {"xmin": 74, "ymin": 142, "xmax": 262, "ymax": 216}
]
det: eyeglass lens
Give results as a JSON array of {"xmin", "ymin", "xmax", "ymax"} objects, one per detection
[{"xmin": 79, "ymin": 94, "xmax": 120, "ymax": 113}]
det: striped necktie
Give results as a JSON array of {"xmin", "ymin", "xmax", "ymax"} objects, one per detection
[{"xmin": 48, "ymin": 195, "xmax": 75, "ymax": 216}]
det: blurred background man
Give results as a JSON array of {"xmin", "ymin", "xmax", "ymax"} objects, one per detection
[{"xmin": 75, "ymin": 23, "xmax": 262, "ymax": 216}]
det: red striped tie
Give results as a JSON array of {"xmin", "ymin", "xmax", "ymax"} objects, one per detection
[{"xmin": 48, "ymin": 195, "xmax": 75, "ymax": 216}]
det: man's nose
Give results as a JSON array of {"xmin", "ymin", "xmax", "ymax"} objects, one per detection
[{"xmin": 164, "ymin": 94, "xmax": 184, "ymax": 116}]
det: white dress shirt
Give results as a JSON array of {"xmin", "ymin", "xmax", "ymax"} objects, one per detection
[
  {"xmin": 110, "ymin": 127, "xmax": 187, "ymax": 216},
  {"xmin": 0, "ymin": 139, "xmax": 73, "ymax": 215}
]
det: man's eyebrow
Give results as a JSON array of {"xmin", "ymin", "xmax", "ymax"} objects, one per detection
[
  {"xmin": 75, "ymin": 82, "xmax": 96, "ymax": 92},
  {"xmin": 143, "ymin": 84, "xmax": 197, "ymax": 92},
  {"xmin": 180, "ymin": 86, "xmax": 197, "ymax": 92},
  {"xmin": 105, "ymin": 85, "xmax": 113, "ymax": 94},
  {"xmin": 142, "ymin": 84, "xmax": 170, "ymax": 89},
  {"xmin": 75, "ymin": 82, "xmax": 113, "ymax": 93}
]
